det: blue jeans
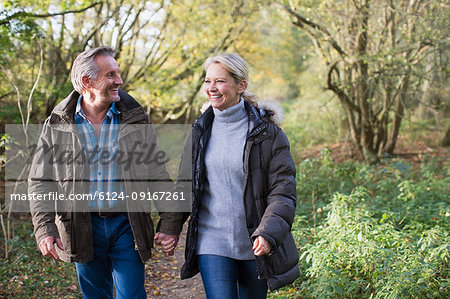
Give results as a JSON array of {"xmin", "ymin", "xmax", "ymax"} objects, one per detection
[
  {"xmin": 75, "ymin": 213, "xmax": 146, "ymax": 299},
  {"xmin": 198, "ymin": 254, "xmax": 268, "ymax": 299}
]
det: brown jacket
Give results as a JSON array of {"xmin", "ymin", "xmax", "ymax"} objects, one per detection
[
  {"xmin": 29, "ymin": 90, "xmax": 182, "ymax": 263},
  {"xmin": 177, "ymin": 101, "xmax": 299, "ymax": 291}
]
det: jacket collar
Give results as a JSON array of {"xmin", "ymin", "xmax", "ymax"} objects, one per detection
[
  {"xmin": 49, "ymin": 89, "xmax": 147, "ymax": 125},
  {"xmin": 193, "ymin": 100, "xmax": 267, "ymax": 138},
  {"xmin": 244, "ymin": 100, "xmax": 266, "ymax": 138},
  {"xmin": 193, "ymin": 105, "xmax": 214, "ymax": 132}
]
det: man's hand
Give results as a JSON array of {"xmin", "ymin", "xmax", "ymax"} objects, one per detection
[
  {"xmin": 252, "ymin": 236, "xmax": 272, "ymax": 256},
  {"xmin": 38, "ymin": 236, "xmax": 64, "ymax": 259},
  {"xmin": 154, "ymin": 232, "xmax": 179, "ymax": 256}
]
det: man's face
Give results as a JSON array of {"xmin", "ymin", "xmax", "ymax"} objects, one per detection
[{"xmin": 87, "ymin": 55, "xmax": 123, "ymax": 103}]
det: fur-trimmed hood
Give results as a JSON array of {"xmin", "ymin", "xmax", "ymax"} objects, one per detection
[{"xmin": 257, "ymin": 101, "xmax": 284, "ymax": 126}]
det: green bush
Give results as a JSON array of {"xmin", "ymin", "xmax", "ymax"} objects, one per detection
[
  {"xmin": 271, "ymin": 155, "xmax": 449, "ymax": 298},
  {"xmin": 299, "ymin": 188, "xmax": 448, "ymax": 298}
]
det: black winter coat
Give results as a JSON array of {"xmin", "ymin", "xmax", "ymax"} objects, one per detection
[{"xmin": 177, "ymin": 101, "xmax": 299, "ymax": 291}]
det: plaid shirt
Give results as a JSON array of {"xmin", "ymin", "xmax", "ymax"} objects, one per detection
[{"xmin": 75, "ymin": 96, "xmax": 123, "ymax": 210}]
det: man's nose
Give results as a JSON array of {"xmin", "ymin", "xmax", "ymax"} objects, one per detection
[{"xmin": 115, "ymin": 74, "xmax": 123, "ymax": 85}]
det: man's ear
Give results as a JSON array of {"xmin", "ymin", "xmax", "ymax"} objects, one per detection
[
  {"xmin": 81, "ymin": 76, "xmax": 91, "ymax": 90},
  {"xmin": 238, "ymin": 80, "xmax": 247, "ymax": 93}
]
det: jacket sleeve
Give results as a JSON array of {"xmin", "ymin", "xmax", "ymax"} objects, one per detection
[
  {"xmin": 251, "ymin": 128, "xmax": 297, "ymax": 251},
  {"xmin": 28, "ymin": 120, "xmax": 59, "ymax": 245},
  {"xmin": 142, "ymin": 123, "xmax": 184, "ymax": 236},
  {"xmin": 165, "ymin": 129, "xmax": 195, "ymax": 230}
]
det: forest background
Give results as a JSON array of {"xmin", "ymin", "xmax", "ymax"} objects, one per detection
[{"xmin": 0, "ymin": 0, "xmax": 448, "ymax": 298}]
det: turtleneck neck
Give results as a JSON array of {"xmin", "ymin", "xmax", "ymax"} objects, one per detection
[{"xmin": 213, "ymin": 99, "xmax": 246, "ymax": 123}]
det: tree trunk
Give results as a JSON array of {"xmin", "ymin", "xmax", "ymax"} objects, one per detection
[
  {"xmin": 442, "ymin": 127, "xmax": 450, "ymax": 147},
  {"xmin": 384, "ymin": 75, "xmax": 409, "ymax": 154}
]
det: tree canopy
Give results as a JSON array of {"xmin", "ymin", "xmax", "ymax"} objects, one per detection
[
  {"xmin": 0, "ymin": 0, "xmax": 262, "ymax": 124},
  {"xmin": 277, "ymin": 0, "xmax": 449, "ymax": 159}
]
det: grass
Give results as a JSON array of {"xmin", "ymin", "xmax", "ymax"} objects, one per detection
[{"xmin": 0, "ymin": 214, "xmax": 81, "ymax": 298}]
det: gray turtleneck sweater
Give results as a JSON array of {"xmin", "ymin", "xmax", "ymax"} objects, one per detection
[{"xmin": 196, "ymin": 99, "xmax": 255, "ymax": 260}]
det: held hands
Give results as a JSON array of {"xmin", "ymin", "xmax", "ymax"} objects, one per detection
[
  {"xmin": 252, "ymin": 236, "xmax": 272, "ymax": 256},
  {"xmin": 154, "ymin": 232, "xmax": 179, "ymax": 256},
  {"xmin": 38, "ymin": 236, "xmax": 64, "ymax": 259}
]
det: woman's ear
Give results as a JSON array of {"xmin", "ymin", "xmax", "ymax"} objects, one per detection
[{"xmin": 238, "ymin": 80, "xmax": 247, "ymax": 93}]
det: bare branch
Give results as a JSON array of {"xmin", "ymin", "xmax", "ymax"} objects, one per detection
[
  {"xmin": 25, "ymin": 41, "xmax": 44, "ymax": 129},
  {"xmin": 0, "ymin": 91, "xmax": 14, "ymax": 101},
  {"xmin": 0, "ymin": 2, "xmax": 102, "ymax": 26},
  {"xmin": 275, "ymin": 1, "xmax": 347, "ymax": 57},
  {"xmin": 326, "ymin": 60, "xmax": 360, "ymax": 113}
]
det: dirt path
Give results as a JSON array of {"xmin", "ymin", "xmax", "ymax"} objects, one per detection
[{"xmin": 145, "ymin": 224, "xmax": 205, "ymax": 298}]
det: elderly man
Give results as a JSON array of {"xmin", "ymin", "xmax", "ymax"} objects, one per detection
[{"xmin": 29, "ymin": 46, "xmax": 181, "ymax": 298}]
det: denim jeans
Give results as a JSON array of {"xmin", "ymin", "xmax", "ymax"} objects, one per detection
[
  {"xmin": 75, "ymin": 213, "xmax": 146, "ymax": 299},
  {"xmin": 198, "ymin": 254, "xmax": 268, "ymax": 299}
]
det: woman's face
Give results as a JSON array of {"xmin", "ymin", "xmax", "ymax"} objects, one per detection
[{"xmin": 204, "ymin": 63, "xmax": 246, "ymax": 111}]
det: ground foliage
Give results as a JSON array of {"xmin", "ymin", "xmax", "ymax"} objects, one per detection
[
  {"xmin": 271, "ymin": 150, "xmax": 449, "ymax": 298},
  {"xmin": 0, "ymin": 214, "xmax": 80, "ymax": 298}
]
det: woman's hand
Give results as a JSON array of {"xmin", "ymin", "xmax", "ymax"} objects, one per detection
[
  {"xmin": 154, "ymin": 232, "xmax": 179, "ymax": 256},
  {"xmin": 252, "ymin": 236, "xmax": 272, "ymax": 256}
]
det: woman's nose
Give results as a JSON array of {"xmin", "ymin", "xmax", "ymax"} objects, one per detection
[{"xmin": 209, "ymin": 82, "xmax": 217, "ymax": 91}]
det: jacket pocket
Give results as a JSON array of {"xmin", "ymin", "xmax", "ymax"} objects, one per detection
[{"xmin": 55, "ymin": 216, "xmax": 73, "ymax": 255}]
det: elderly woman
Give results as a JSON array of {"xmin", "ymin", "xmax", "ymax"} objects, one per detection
[{"xmin": 177, "ymin": 53, "xmax": 299, "ymax": 298}]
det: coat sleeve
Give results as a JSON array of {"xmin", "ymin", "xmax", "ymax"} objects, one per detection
[
  {"xmin": 251, "ymin": 128, "xmax": 297, "ymax": 251},
  {"xmin": 29, "ymin": 120, "xmax": 59, "ymax": 245},
  {"xmin": 144, "ymin": 123, "xmax": 184, "ymax": 236},
  {"xmin": 172, "ymin": 129, "xmax": 195, "ymax": 226}
]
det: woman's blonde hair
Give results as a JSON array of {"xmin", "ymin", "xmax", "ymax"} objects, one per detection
[{"xmin": 204, "ymin": 53, "xmax": 257, "ymax": 107}]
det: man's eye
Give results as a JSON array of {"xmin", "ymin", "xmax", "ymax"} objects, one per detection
[{"xmin": 204, "ymin": 80, "xmax": 210, "ymax": 84}]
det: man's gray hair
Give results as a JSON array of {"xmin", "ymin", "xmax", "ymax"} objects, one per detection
[{"xmin": 71, "ymin": 46, "xmax": 116, "ymax": 93}]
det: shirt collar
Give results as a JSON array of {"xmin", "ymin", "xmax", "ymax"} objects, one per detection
[
  {"xmin": 76, "ymin": 95, "xmax": 121, "ymax": 119},
  {"xmin": 109, "ymin": 101, "xmax": 120, "ymax": 115},
  {"xmin": 75, "ymin": 95, "xmax": 85, "ymax": 118}
]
